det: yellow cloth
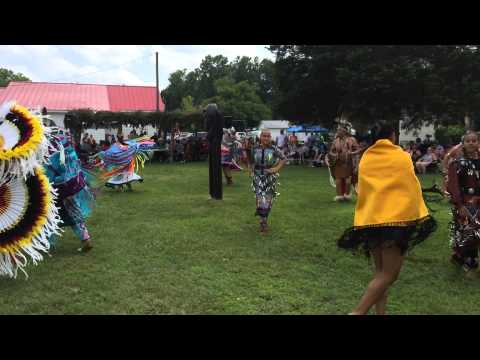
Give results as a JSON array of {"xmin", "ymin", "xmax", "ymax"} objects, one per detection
[{"xmin": 354, "ymin": 139, "xmax": 429, "ymax": 228}]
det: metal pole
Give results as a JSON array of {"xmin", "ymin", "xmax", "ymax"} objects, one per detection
[{"xmin": 156, "ymin": 51, "xmax": 160, "ymax": 112}]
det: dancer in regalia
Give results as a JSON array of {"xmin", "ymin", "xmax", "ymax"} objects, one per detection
[
  {"xmin": 247, "ymin": 129, "xmax": 287, "ymax": 233},
  {"xmin": 338, "ymin": 121, "xmax": 436, "ymax": 314},
  {"xmin": 94, "ymin": 136, "xmax": 154, "ymax": 192},
  {"xmin": 447, "ymin": 131, "xmax": 480, "ymax": 276},
  {"xmin": 44, "ymin": 132, "xmax": 96, "ymax": 252},
  {"xmin": 0, "ymin": 102, "xmax": 61, "ymax": 277},
  {"xmin": 221, "ymin": 127, "xmax": 242, "ymax": 185},
  {"xmin": 327, "ymin": 125, "xmax": 359, "ymax": 202}
]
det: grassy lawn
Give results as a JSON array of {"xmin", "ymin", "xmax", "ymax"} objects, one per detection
[{"xmin": 0, "ymin": 162, "xmax": 478, "ymax": 314}]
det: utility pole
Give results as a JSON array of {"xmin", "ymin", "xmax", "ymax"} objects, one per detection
[
  {"xmin": 156, "ymin": 51, "xmax": 166, "ymax": 151},
  {"xmin": 156, "ymin": 51, "xmax": 172, "ymax": 162},
  {"xmin": 156, "ymin": 51, "xmax": 159, "ymax": 112}
]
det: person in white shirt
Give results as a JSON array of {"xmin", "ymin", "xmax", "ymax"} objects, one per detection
[{"xmin": 275, "ymin": 129, "xmax": 288, "ymax": 152}]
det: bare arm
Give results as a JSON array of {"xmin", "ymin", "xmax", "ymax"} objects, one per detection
[
  {"xmin": 442, "ymin": 143, "xmax": 462, "ymax": 173},
  {"xmin": 268, "ymin": 159, "xmax": 287, "ymax": 174},
  {"xmin": 447, "ymin": 160, "xmax": 462, "ymax": 209}
]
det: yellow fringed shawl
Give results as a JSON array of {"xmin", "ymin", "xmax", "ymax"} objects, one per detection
[{"xmin": 354, "ymin": 139, "xmax": 429, "ymax": 228}]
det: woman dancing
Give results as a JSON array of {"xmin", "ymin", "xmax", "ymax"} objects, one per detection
[
  {"xmin": 221, "ymin": 128, "xmax": 242, "ymax": 185},
  {"xmin": 45, "ymin": 132, "xmax": 96, "ymax": 252},
  {"xmin": 247, "ymin": 129, "xmax": 287, "ymax": 233},
  {"xmin": 338, "ymin": 121, "xmax": 436, "ymax": 314},
  {"xmin": 447, "ymin": 131, "xmax": 480, "ymax": 276},
  {"xmin": 327, "ymin": 126, "xmax": 359, "ymax": 201},
  {"xmin": 94, "ymin": 136, "xmax": 154, "ymax": 192}
]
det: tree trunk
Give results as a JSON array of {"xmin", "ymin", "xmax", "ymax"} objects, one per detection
[
  {"xmin": 394, "ymin": 118, "xmax": 400, "ymax": 145},
  {"xmin": 465, "ymin": 113, "xmax": 472, "ymax": 130}
]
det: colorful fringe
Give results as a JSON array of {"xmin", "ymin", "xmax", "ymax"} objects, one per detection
[{"xmin": 94, "ymin": 137, "xmax": 154, "ymax": 182}]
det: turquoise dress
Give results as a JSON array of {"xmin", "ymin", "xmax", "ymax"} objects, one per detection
[{"xmin": 44, "ymin": 135, "xmax": 95, "ymax": 244}]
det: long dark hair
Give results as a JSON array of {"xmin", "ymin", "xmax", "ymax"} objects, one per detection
[{"xmin": 368, "ymin": 121, "xmax": 395, "ymax": 145}]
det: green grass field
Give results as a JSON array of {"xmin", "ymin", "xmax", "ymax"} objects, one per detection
[{"xmin": 1, "ymin": 162, "xmax": 479, "ymax": 314}]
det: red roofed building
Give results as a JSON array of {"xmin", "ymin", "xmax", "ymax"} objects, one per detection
[{"xmin": 0, "ymin": 81, "xmax": 165, "ymax": 140}]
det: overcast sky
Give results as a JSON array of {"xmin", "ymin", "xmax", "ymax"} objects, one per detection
[{"xmin": 0, "ymin": 45, "xmax": 275, "ymax": 90}]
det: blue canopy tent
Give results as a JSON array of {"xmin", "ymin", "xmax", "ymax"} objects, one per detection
[
  {"xmin": 304, "ymin": 125, "xmax": 329, "ymax": 133},
  {"xmin": 288, "ymin": 125, "xmax": 328, "ymax": 133},
  {"xmin": 287, "ymin": 125, "xmax": 304, "ymax": 133}
]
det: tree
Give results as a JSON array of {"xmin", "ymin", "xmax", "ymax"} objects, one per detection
[
  {"xmin": 180, "ymin": 95, "xmax": 199, "ymax": 113},
  {"xmin": 269, "ymin": 45, "xmax": 480, "ymax": 133},
  {"xmin": 435, "ymin": 124, "xmax": 465, "ymax": 146},
  {"xmin": 161, "ymin": 69, "xmax": 189, "ymax": 111},
  {"xmin": 0, "ymin": 68, "xmax": 30, "ymax": 87},
  {"xmin": 334, "ymin": 46, "xmax": 432, "ymax": 132},
  {"xmin": 194, "ymin": 55, "xmax": 231, "ymax": 103},
  {"xmin": 269, "ymin": 45, "xmax": 351, "ymax": 126},
  {"xmin": 257, "ymin": 59, "xmax": 276, "ymax": 109},
  {"xmin": 162, "ymin": 55, "xmax": 276, "ymax": 118},
  {"xmin": 203, "ymin": 77, "xmax": 272, "ymax": 128},
  {"xmin": 422, "ymin": 46, "xmax": 480, "ymax": 129},
  {"xmin": 230, "ymin": 56, "xmax": 276, "ymax": 109}
]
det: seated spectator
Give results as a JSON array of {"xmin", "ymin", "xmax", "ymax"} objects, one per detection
[
  {"xmin": 81, "ymin": 136, "xmax": 91, "ymax": 153},
  {"xmin": 415, "ymin": 146, "xmax": 437, "ymax": 174},
  {"xmin": 405, "ymin": 140, "xmax": 415, "ymax": 152},
  {"xmin": 128, "ymin": 129, "xmax": 138, "ymax": 139},
  {"xmin": 90, "ymin": 137, "xmax": 98, "ymax": 153},
  {"xmin": 435, "ymin": 144, "xmax": 445, "ymax": 160}
]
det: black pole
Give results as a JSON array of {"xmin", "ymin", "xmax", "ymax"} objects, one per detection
[{"xmin": 156, "ymin": 52, "xmax": 160, "ymax": 112}]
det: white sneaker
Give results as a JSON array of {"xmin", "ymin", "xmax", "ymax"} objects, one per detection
[
  {"xmin": 334, "ymin": 196, "xmax": 344, "ymax": 202},
  {"xmin": 344, "ymin": 193, "xmax": 352, "ymax": 200}
]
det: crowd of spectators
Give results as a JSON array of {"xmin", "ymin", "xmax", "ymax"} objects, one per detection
[{"xmin": 403, "ymin": 136, "xmax": 446, "ymax": 174}]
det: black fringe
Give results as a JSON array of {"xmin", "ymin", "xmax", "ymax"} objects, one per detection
[{"xmin": 337, "ymin": 216, "xmax": 437, "ymax": 257}]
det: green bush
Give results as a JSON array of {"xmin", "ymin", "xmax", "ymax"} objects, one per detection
[{"xmin": 434, "ymin": 125, "xmax": 465, "ymax": 145}]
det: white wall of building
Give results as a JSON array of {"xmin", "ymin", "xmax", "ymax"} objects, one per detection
[
  {"xmin": 121, "ymin": 125, "xmax": 157, "ymax": 137},
  {"xmin": 399, "ymin": 120, "xmax": 436, "ymax": 145},
  {"xmin": 259, "ymin": 120, "xmax": 290, "ymax": 142},
  {"xmin": 47, "ymin": 111, "xmax": 66, "ymax": 129},
  {"xmin": 84, "ymin": 125, "xmax": 157, "ymax": 142}
]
